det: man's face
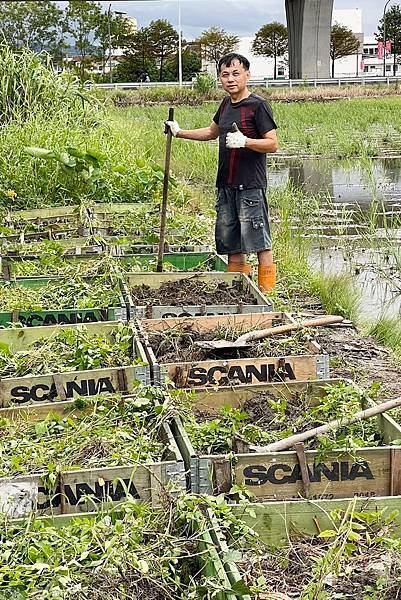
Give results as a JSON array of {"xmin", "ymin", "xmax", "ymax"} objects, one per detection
[{"xmin": 219, "ymin": 59, "xmax": 250, "ymax": 95}]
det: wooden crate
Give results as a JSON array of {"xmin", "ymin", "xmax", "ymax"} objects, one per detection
[
  {"xmin": 0, "ymin": 397, "xmax": 185, "ymax": 517},
  {"xmin": 123, "ymin": 271, "xmax": 273, "ymax": 319},
  {"xmin": 6, "ymin": 507, "xmax": 237, "ymax": 600},
  {"xmin": 229, "ymin": 497, "xmax": 401, "ymax": 546},
  {"xmin": 0, "ymin": 321, "xmax": 150, "ymax": 407},
  {"xmin": 117, "ymin": 251, "xmax": 228, "ymax": 272},
  {"xmin": 171, "ymin": 379, "xmax": 401, "ymax": 500},
  {"xmin": 0, "ymin": 274, "xmax": 128, "ymax": 327},
  {"xmin": 140, "ymin": 312, "xmax": 329, "ymax": 387}
]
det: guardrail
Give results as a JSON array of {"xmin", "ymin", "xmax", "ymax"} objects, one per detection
[{"xmin": 86, "ymin": 76, "xmax": 401, "ymax": 91}]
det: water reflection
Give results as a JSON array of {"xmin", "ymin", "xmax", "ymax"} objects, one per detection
[
  {"xmin": 268, "ymin": 157, "xmax": 401, "ymax": 207},
  {"xmin": 268, "ymin": 157, "xmax": 401, "ymax": 320}
]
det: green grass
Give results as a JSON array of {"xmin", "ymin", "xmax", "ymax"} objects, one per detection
[
  {"xmin": 369, "ymin": 317, "xmax": 401, "ymax": 356},
  {"xmin": 308, "ymin": 272, "xmax": 361, "ymax": 322}
]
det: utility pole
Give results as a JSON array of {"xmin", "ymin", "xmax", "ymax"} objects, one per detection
[
  {"xmin": 108, "ymin": 3, "xmax": 113, "ymax": 84},
  {"xmin": 383, "ymin": 0, "xmax": 392, "ymax": 76},
  {"xmin": 178, "ymin": 0, "xmax": 182, "ymax": 87}
]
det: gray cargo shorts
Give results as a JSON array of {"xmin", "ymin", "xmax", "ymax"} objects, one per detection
[{"xmin": 215, "ymin": 186, "xmax": 272, "ymax": 255}]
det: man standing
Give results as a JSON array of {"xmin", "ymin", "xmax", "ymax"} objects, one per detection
[{"xmin": 166, "ymin": 53, "xmax": 278, "ymax": 291}]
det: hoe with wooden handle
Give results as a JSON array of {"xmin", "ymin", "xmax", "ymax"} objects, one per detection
[{"xmin": 195, "ymin": 315, "xmax": 344, "ymax": 351}]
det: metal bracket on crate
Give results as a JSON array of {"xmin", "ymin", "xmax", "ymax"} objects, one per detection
[
  {"xmin": 135, "ymin": 365, "xmax": 152, "ymax": 386},
  {"xmin": 114, "ymin": 307, "xmax": 126, "ymax": 321},
  {"xmin": 198, "ymin": 457, "xmax": 214, "ymax": 495},
  {"xmin": 316, "ymin": 354, "xmax": 330, "ymax": 379},
  {"xmin": 166, "ymin": 462, "xmax": 187, "ymax": 492}
]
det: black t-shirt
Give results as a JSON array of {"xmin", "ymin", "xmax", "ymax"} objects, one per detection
[{"xmin": 213, "ymin": 93, "xmax": 277, "ymax": 189}]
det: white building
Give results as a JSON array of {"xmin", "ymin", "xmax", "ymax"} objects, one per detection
[
  {"xmin": 331, "ymin": 8, "xmax": 364, "ymax": 77},
  {"xmin": 362, "ymin": 36, "xmax": 400, "ymax": 76}
]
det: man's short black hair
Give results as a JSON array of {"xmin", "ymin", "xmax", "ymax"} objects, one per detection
[{"xmin": 218, "ymin": 53, "xmax": 250, "ymax": 72}]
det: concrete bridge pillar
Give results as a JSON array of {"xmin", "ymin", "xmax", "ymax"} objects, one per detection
[{"xmin": 285, "ymin": 0, "xmax": 334, "ymax": 79}]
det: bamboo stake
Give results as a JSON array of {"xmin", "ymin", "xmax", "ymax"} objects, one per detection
[{"xmin": 250, "ymin": 396, "xmax": 401, "ymax": 453}]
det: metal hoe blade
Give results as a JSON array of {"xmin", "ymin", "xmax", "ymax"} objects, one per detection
[{"xmin": 195, "ymin": 340, "xmax": 252, "ymax": 351}]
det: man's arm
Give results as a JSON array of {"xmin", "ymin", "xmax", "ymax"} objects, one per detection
[
  {"xmin": 177, "ymin": 121, "xmax": 219, "ymax": 141},
  {"xmin": 166, "ymin": 119, "xmax": 219, "ymax": 141},
  {"xmin": 245, "ymin": 130, "xmax": 278, "ymax": 153}
]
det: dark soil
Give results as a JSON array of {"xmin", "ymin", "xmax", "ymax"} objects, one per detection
[
  {"xmin": 238, "ymin": 542, "xmax": 401, "ymax": 599},
  {"xmin": 276, "ymin": 286, "xmax": 401, "ymax": 398},
  {"xmin": 314, "ymin": 325, "xmax": 401, "ymax": 398},
  {"xmin": 130, "ymin": 279, "xmax": 257, "ymax": 306},
  {"xmin": 147, "ymin": 323, "xmax": 312, "ymax": 363}
]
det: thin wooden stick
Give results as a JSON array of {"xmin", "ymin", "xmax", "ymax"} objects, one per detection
[
  {"xmin": 156, "ymin": 106, "xmax": 174, "ymax": 273},
  {"xmin": 250, "ymin": 396, "xmax": 401, "ymax": 453}
]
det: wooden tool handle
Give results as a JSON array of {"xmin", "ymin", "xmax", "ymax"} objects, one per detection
[
  {"xmin": 235, "ymin": 315, "xmax": 343, "ymax": 345},
  {"xmin": 156, "ymin": 106, "xmax": 174, "ymax": 273},
  {"xmin": 251, "ymin": 396, "xmax": 401, "ymax": 453}
]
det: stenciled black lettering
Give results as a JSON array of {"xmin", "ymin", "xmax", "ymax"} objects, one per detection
[
  {"xmin": 243, "ymin": 465, "xmax": 269, "ymax": 486},
  {"xmin": 311, "ymin": 462, "xmax": 340, "ymax": 483},
  {"xmin": 31, "ymin": 384, "xmax": 51, "ymax": 402},
  {"xmin": 226, "ymin": 365, "xmax": 247, "ymax": 384},
  {"xmin": 207, "ymin": 366, "xmax": 229, "ymax": 386},
  {"xmin": 245, "ymin": 364, "xmax": 268, "ymax": 383},
  {"xmin": 66, "ymin": 380, "xmax": 88, "ymax": 397},
  {"xmin": 10, "ymin": 386, "xmax": 31, "ymax": 404},
  {"xmin": 348, "ymin": 461, "xmax": 374, "ymax": 481},
  {"xmin": 27, "ymin": 314, "xmax": 46, "ymax": 327},
  {"xmin": 37, "ymin": 485, "xmax": 60, "ymax": 510},
  {"xmin": 267, "ymin": 464, "xmax": 291, "ymax": 484},
  {"xmin": 187, "ymin": 367, "xmax": 208, "ymax": 386},
  {"xmin": 89, "ymin": 377, "xmax": 115, "ymax": 395}
]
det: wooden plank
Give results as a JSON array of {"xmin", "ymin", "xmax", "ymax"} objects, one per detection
[
  {"xmin": 0, "ymin": 460, "xmax": 185, "ymax": 517},
  {"xmin": 230, "ymin": 497, "xmax": 401, "ymax": 546},
  {"xmin": 164, "ymin": 355, "xmax": 320, "ymax": 388},
  {"xmin": 127, "ymin": 271, "xmax": 241, "ymax": 288},
  {"xmin": 391, "ymin": 448, "xmax": 401, "ymax": 495},
  {"xmin": 231, "ymin": 447, "xmax": 392, "ymax": 500},
  {"xmin": 0, "ymin": 320, "xmax": 131, "ymax": 352},
  {"xmin": 191, "ymin": 380, "xmax": 338, "ymax": 413},
  {"xmin": 0, "ymin": 365, "xmax": 148, "ymax": 407},
  {"xmin": 141, "ymin": 311, "xmax": 290, "ymax": 333}
]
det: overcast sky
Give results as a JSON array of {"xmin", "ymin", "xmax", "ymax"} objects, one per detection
[{"xmin": 93, "ymin": 0, "xmax": 382, "ymax": 38}]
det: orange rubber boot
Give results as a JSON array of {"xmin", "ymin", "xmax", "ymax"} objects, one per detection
[
  {"xmin": 227, "ymin": 262, "xmax": 252, "ymax": 276},
  {"xmin": 258, "ymin": 264, "xmax": 276, "ymax": 292}
]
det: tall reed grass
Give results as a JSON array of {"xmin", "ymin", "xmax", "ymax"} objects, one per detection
[{"xmin": 0, "ymin": 44, "xmax": 94, "ymax": 125}]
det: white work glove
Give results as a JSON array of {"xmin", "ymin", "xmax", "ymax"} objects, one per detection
[
  {"xmin": 226, "ymin": 123, "xmax": 247, "ymax": 149},
  {"xmin": 165, "ymin": 120, "xmax": 181, "ymax": 137}
]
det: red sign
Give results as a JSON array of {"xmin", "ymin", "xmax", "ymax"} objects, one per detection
[
  {"xmin": 360, "ymin": 60, "xmax": 365, "ymax": 71},
  {"xmin": 378, "ymin": 41, "xmax": 384, "ymax": 59},
  {"xmin": 386, "ymin": 40, "xmax": 392, "ymax": 53}
]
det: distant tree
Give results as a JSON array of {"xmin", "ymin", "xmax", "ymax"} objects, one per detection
[
  {"xmin": 65, "ymin": 0, "xmax": 102, "ymax": 80},
  {"xmin": 197, "ymin": 27, "xmax": 239, "ymax": 75},
  {"xmin": 252, "ymin": 22, "xmax": 287, "ymax": 79},
  {"xmin": 163, "ymin": 44, "xmax": 201, "ymax": 81},
  {"xmin": 330, "ymin": 23, "xmax": 360, "ymax": 78},
  {"xmin": 147, "ymin": 20, "xmax": 178, "ymax": 81},
  {"xmin": 114, "ymin": 26, "xmax": 156, "ymax": 82},
  {"xmin": 0, "ymin": 1, "xmax": 65, "ymax": 60},
  {"xmin": 376, "ymin": 5, "xmax": 401, "ymax": 76}
]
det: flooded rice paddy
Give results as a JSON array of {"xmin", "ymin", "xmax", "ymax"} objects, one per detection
[{"xmin": 267, "ymin": 158, "xmax": 401, "ymax": 319}]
